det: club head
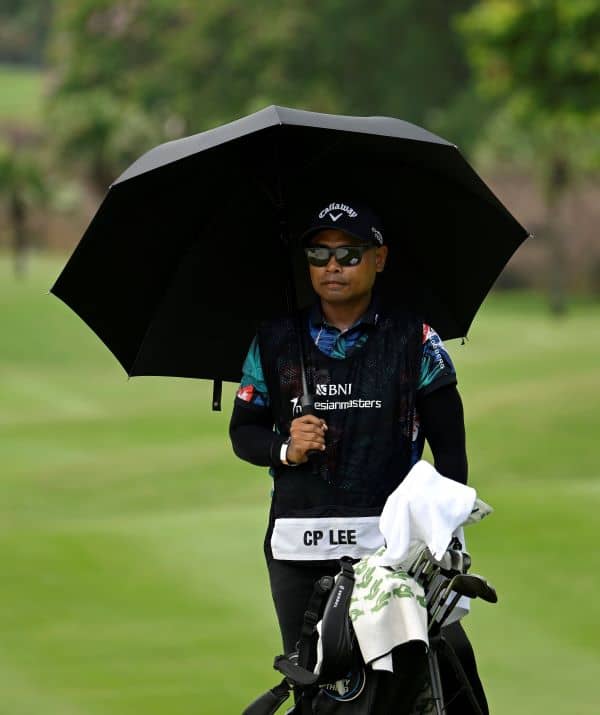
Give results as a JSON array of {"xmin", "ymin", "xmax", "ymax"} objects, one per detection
[
  {"xmin": 447, "ymin": 574, "xmax": 498, "ymax": 603},
  {"xmin": 407, "ymin": 547, "xmax": 432, "ymax": 577}
]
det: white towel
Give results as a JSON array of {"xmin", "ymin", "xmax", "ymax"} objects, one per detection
[{"xmin": 372, "ymin": 460, "xmax": 478, "ymax": 568}]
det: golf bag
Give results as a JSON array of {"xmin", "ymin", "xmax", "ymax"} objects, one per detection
[{"xmin": 242, "ymin": 557, "xmax": 432, "ymax": 714}]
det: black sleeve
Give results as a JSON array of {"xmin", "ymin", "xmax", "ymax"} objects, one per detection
[
  {"xmin": 228, "ymin": 401, "xmax": 286, "ymax": 468},
  {"xmin": 416, "ymin": 384, "xmax": 468, "ymax": 484}
]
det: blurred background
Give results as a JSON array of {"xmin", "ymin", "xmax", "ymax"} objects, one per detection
[{"xmin": 1, "ymin": 1, "xmax": 599, "ymax": 713}]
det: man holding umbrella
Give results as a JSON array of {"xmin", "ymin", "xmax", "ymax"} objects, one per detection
[
  {"xmin": 50, "ymin": 105, "xmax": 528, "ymax": 712},
  {"xmin": 229, "ymin": 199, "xmax": 489, "ymax": 713}
]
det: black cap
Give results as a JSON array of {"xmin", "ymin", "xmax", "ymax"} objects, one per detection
[{"xmin": 299, "ymin": 200, "xmax": 384, "ymax": 246}]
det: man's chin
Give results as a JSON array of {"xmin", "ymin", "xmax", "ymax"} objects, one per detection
[
  {"xmin": 318, "ymin": 290, "xmax": 348, "ymax": 303},
  {"xmin": 319, "ymin": 283, "xmax": 349, "ymax": 296}
]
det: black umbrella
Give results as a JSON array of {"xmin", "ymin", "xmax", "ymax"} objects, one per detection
[{"xmin": 50, "ymin": 105, "xmax": 530, "ymax": 408}]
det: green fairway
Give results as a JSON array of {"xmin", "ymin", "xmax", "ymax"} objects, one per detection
[
  {"xmin": 1, "ymin": 253, "xmax": 599, "ymax": 713},
  {"xmin": 0, "ymin": 64, "xmax": 43, "ymax": 126}
]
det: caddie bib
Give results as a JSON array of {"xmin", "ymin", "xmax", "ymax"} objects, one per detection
[{"xmin": 258, "ymin": 308, "xmax": 422, "ymax": 560}]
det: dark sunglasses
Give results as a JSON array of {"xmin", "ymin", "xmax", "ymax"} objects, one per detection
[{"xmin": 304, "ymin": 244, "xmax": 373, "ymax": 267}]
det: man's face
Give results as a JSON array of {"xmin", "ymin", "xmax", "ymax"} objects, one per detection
[{"xmin": 306, "ymin": 229, "xmax": 387, "ymax": 305}]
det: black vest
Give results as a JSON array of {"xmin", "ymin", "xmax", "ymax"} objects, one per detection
[{"xmin": 258, "ymin": 308, "xmax": 422, "ymax": 520}]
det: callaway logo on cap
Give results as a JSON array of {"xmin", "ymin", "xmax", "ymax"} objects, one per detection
[
  {"xmin": 318, "ymin": 203, "xmax": 358, "ymax": 222},
  {"xmin": 300, "ymin": 200, "xmax": 385, "ymax": 246}
]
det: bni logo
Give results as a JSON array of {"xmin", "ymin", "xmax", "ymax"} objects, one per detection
[{"xmin": 316, "ymin": 383, "xmax": 352, "ymax": 396}]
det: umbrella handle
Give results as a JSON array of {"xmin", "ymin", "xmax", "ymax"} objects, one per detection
[
  {"xmin": 300, "ymin": 393, "xmax": 316, "ymax": 416},
  {"xmin": 299, "ymin": 394, "xmax": 325, "ymax": 458}
]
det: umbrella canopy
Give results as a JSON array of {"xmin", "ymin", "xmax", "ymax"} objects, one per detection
[{"xmin": 51, "ymin": 105, "xmax": 530, "ymax": 387}]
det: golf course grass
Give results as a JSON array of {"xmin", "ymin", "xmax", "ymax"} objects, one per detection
[
  {"xmin": 1, "ymin": 253, "xmax": 599, "ymax": 714},
  {"xmin": 0, "ymin": 64, "xmax": 43, "ymax": 126}
]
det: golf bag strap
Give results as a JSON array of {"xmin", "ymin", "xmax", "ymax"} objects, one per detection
[
  {"xmin": 272, "ymin": 574, "xmax": 334, "ymax": 687},
  {"xmin": 298, "ymin": 574, "xmax": 335, "ymax": 668},
  {"xmin": 241, "ymin": 678, "xmax": 291, "ymax": 715},
  {"xmin": 212, "ymin": 380, "xmax": 222, "ymax": 411}
]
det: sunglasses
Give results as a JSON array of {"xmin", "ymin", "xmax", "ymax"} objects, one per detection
[{"xmin": 304, "ymin": 244, "xmax": 373, "ymax": 267}]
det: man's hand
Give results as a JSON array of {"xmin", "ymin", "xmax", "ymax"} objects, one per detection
[{"xmin": 286, "ymin": 414, "xmax": 328, "ymax": 464}]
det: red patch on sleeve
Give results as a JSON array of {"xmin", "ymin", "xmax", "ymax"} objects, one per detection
[{"xmin": 236, "ymin": 385, "xmax": 255, "ymax": 403}]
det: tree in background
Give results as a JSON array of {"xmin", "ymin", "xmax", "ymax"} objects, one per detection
[
  {"xmin": 0, "ymin": 142, "xmax": 47, "ymax": 277},
  {"xmin": 157, "ymin": 0, "xmax": 478, "ymax": 140},
  {"xmin": 47, "ymin": 89, "xmax": 161, "ymax": 196},
  {"xmin": 45, "ymin": 0, "xmax": 480, "ymax": 197},
  {"xmin": 46, "ymin": 0, "xmax": 175, "ymax": 195},
  {"xmin": 458, "ymin": 0, "xmax": 600, "ymax": 312},
  {"xmin": 0, "ymin": 0, "xmax": 53, "ymax": 66}
]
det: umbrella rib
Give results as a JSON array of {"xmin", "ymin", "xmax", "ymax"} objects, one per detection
[
  {"xmin": 127, "ymin": 210, "xmax": 222, "ymax": 379},
  {"xmin": 127, "ymin": 253, "xmax": 189, "ymax": 378},
  {"xmin": 226, "ymin": 129, "xmax": 347, "ymax": 211},
  {"xmin": 292, "ymin": 134, "xmax": 348, "ymax": 177},
  {"xmin": 403, "ymin": 239, "xmax": 464, "ymax": 340}
]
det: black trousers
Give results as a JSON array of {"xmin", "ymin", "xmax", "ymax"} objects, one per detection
[{"xmin": 266, "ymin": 556, "xmax": 489, "ymax": 714}]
